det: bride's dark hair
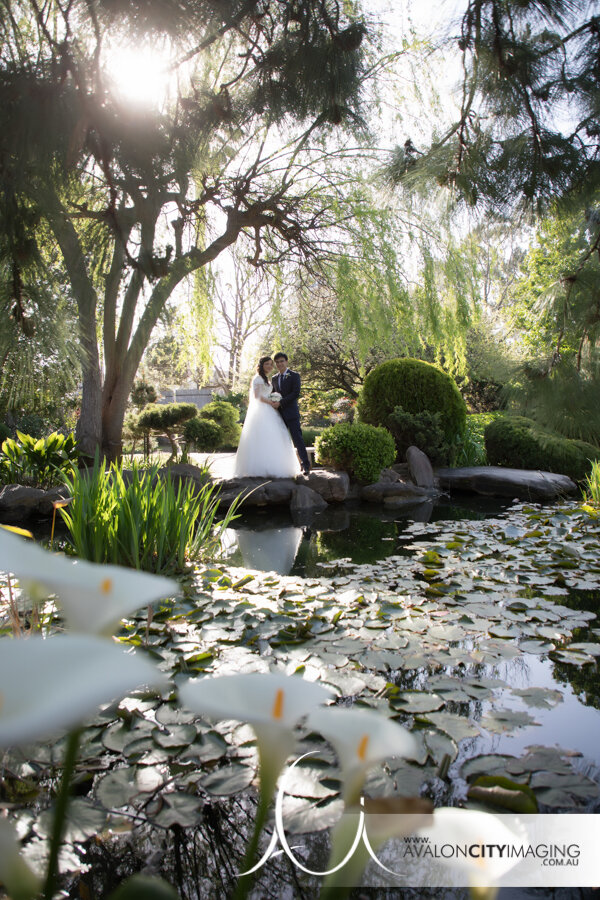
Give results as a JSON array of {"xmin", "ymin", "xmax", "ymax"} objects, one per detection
[{"xmin": 257, "ymin": 356, "xmax": 272, "ymax": 385}]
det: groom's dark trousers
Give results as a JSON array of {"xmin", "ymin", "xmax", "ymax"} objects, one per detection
[{"xmin": 274, "ymin": 370, "xmax": 310, "ymax": 472}]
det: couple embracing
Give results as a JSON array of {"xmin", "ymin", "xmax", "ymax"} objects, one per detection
[{"xmin": 233, "ymin": 352, "xmax": 311, "ymax": 479}]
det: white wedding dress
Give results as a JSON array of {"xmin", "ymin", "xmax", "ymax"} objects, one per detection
[{"xmin": 233, "ymin": 374, "xmax": 301, "ymax": 478}]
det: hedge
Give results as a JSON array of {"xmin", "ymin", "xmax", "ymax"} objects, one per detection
[
  {"xmin": 315, "ymin": 423, "xmax": 396, "ymax": 483},
  {"xmin": 485, "ymin": 416, "xmax": 600, "ymax": 481}
]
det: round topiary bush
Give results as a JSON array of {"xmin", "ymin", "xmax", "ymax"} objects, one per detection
[
  {"xmin": 199, "ymin": 400, "xmax": 241, "ymax": 448},
  {"xmin": 315, "ymin": 423, "xmax": 396, "ymax": 483},
  {"xmin": 485, "ymin": 415, "xmax": 600, "ymax": 481},
  {"xmin": 357, "ymin": 359, "xmax": 467, "ymax": 460},
  {"xmin": 136, "ymin": 402, "xmax": 198, "ymax": 458},
  {"xmin": 183, "ymin": 417, "xmax": 223, "ymax": 452}
]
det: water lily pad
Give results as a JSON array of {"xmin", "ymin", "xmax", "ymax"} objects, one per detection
[
  {"xmin": 480, "ymin": 709, "xmax": 540, "ymax": 734},
  {"xmin": 280, "ymin": 795, "xmax": 344, "ymax": 834},
  {"xmin": 550, "ymin": 649, "xmax": 596, "ymax": 666},
  {"xmin": 37, "ymin": 798, "xmax": 108, "ymax": 841},
  {"xmin": 467, "ymin": 776, "xmax": 538, "ymax": 813},
  {"xmin": 419, "ymin": 712, "xmax": 480, "ymax": 743},
  {"xmin": 200, "ymin": 764, "xmax": 254, "ymax": 796},
  {"xmin": 152, "ymin": 724, "xmax": 197, "ymax": 748},
  {"xmin": 461, "ymin": 754, "xmax": 521, "ymax": 783},
  {"xmin": 154, "ymin": 793, "xmax": 203, "ymax": 828},
  {"xmin": 511, "ymin": 687, "xmax": 563, "ymax": 709},
  {"xmin": 392, "ymin": 692, "xmax": 445, "ymax": 714}
]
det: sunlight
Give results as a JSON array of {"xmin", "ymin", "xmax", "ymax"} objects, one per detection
[{"xmin": 105, "ymin": 43, "xmax": 175, "ymax": 108}]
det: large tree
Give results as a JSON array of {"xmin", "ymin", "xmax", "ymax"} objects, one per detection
[{"xmin": 1, "ymin": 0, "xmax": 369, "ymax": 458}]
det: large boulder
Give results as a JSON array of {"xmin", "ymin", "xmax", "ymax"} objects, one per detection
[
  {"xmin": 37, "ymin": 485, "xmax": 71, "ymax": 516},
  {"xmin": 361, "ymin": 480, "xmax": 433, "ymax": 503},
  {"xmin": 301, "ymin": 468, "xmax": 350, "ymax": 501},
  {"xmin": 0, "ymin": 485, "xmax": 46, "ymax": 522},
  {"xmin": 158, "ymin": 463, "xmax": 210, "ymax": 494},
  {"xmin": 406, "ymin": 446, "xmax": 435, "ymax": 488},
  {"xmin": 216, "ymin": 478, "xmax": 296, "ymax": 507},
  {"xmin": 435, "ymin": 466, "xmax": 577, "ymax": 500},
  {"xmin": 290, "ymin": 484, "xmax": 328, "ymax": 512}
]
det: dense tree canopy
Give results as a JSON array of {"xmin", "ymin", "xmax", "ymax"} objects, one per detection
[{"xmin": 1, "ymin": 0, "xmax": 370, "ymax": 457}]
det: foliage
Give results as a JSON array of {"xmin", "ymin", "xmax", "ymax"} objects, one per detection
[
  {"xmin": 183, "ymin": 417, "xmax": 223, "ymax": 452},
  {"xmin": 199, "ymin": 401, "xmax": 241, "ymax": 449},
  {"xmin": 0, "ymin": 422, "xmax": 11, "ymax": 443},
  {"xmin": 504, "ymin": 359, "xmax": 600, "ymax": 447},
  {"xmin": 300, "ymin": 389, "xmax": 349, "ymax": 425},
  {"xmin": 0, "ymin": 431, "xmax": 79, "ymax": 488},
  {"xmin": 453, "ymin": 413, "xmax": 500, "ymax": 467},
  {"xmin": 0, "ymin": 0, "xmax": 370, "ymax": 459},
  {"xmin": 389, "ymin": 0, "xmax": 600, "ymax": 214},
  {"xmin": 130, "ymin": 380, "xmax": 158, "ymax": 410},
  {"xmin": 386, "ymin": 408, "xmax": 453, "ymax": 466},
  {"xmin": 61, "ymin": 459, "xmax": 240, "ymax": 574},
  {"xmin": 358, "ymin": 359, "xmax": 467, "ymax": 448},
  {"xmin": 136, "ymin": 403, "xmax": 198, "ymax": 459},
  {"xmin": 583, "ymin": 461, "xmax": 600, "ymax": 507},
  {"xmin": 301, "ymin": 427, "xmax": 325, "ymax": 448},
  {"xmin": 216, "ymin": 391, "xmax": 249, "ymax": 423},
  {"xmin": 485, "ymin": 416, "xmax": 600, "ymax": 482},
  {"xmin": 315, "ymin": 423, "xmax": 396, "ymax": 483},
  {"xmin": 506, "ymin": 203, "xmax": 600, "ymax": 367}
]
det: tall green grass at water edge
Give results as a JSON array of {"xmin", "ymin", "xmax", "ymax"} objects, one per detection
[{"xmin": 61, "ymin": 459, "xmax": 242, "ymax": 573}]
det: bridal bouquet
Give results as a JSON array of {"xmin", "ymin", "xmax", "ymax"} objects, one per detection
[{"xmin": 270, "ymin": 392, "xmax": 282, "ymax": 401}]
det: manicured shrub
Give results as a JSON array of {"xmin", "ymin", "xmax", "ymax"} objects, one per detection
[
  {"xmin": 358, "ymin": 359, "xmax": 467, "ymax": 448},
  {"xmin": 136, "ymin": 403, "xmax": 198, "ymax": 459},
  {"xmin": 130, "ymin": 378, "xmax": 158, "ymax": 409},
  {"xmin": 485, "ymin": 416, "xmax": 600, "ymax": 481},
  {"xmin": 315, "ymin": 423, "xmax": 396, "ymax": 483},
  {"xmin": 184, "ymin": 417, "xmax": 223, "ymax": 451},
  {"xmin": 386, "ymin": 408, "xmax": 452, "ymax": 465},
  {"xmin": 199, "ymin": 400, "xmax": 241, "ymax": 448}
]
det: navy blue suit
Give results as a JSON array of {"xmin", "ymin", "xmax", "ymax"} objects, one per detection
[{"xmin": 274, "ymin": 369, "xmax": 310, "ymax": 472}]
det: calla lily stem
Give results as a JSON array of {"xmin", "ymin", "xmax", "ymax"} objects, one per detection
[
  {"xmin": 43, "ymin": 728, "xmax": 81, "ymax": 900},
  {"xmin": 232, "ymin": 787, "xmax": 271, "ymax": 900}
]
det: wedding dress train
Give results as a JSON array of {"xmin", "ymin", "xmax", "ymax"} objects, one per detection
[{"xmin": 233, "ymin": 374, "xmax": 301, "ymax": 478}]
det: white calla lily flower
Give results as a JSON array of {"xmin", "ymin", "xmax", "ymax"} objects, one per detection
[
  {"xmin": 418, "ymin": 807, "xmax": 528, "ymax": 892},
  {"xmin": 0, "ymin": 818, "xmax": 40, "ymax": 900},
  {"xmin": 180, "ymin": 672, "xmax": 333, "ymax": 799},
  {"xmin": 0, "ymin": 635, "xmax": 166, "ymax": 746},
  {"xmin": 0, "ymin": 527, "xmax": 177, "ymax": 634},
  {"xmin": 307, "ymin": 707, "xmax": 418, "ymax": 804}
]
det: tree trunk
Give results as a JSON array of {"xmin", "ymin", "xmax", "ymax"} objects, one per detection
[{"xmin": 101, "ymin": 377, "xmax": 132, "ymax": 462}]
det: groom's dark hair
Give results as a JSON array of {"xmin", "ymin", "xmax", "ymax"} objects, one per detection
[{"xmin": 273, "ymin": 352, "xmax": 288, "ymax": 361}]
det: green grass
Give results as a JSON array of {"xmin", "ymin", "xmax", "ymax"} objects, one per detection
[
  {"xmin": 583, "ymin": 459, "xmax": 600, "ymax": 506},
  {"xmin": 454, "ymin": 412, "xmax": 501, "ymax": 467}
]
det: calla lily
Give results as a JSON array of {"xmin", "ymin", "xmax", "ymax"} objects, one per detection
[
  {"xmin": 0, "ymin": 634, "xmax": 166, "ymax": 746},
  {"xmin": 180, "ymin": 672, "xmax": 333, "ymax": 800},
  {"xmin": 307, "ymin": 707, "xmax": 418, "ymax": 805},
  {"xmin": 0, "ymin": 527, "xmax": 178, "ymax": 634},
  {"xmin": 416, "ymin": 808, "xmax": 528, "ymax": 898},
  {"xmin": 0, "ymin": 818, "xmax": 40, "ymax": 900}
]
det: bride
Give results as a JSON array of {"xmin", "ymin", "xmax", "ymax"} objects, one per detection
[{"xmin": 234, "ymin": 356, "xmax": 301, "ymax": 478}]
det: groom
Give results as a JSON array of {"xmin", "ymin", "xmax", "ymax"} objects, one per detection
[{"xmin": 272, "ymin": 352, "xmax": 311, "ymax": 476}]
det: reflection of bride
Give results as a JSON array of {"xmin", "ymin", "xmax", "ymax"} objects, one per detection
[
  {"xmin": 234, "ymin": 356, "xmax": 301, "ymax": 478},
  {"xmin": 230, "ymin": 526, "xmax": 303, "ymax": 575}
]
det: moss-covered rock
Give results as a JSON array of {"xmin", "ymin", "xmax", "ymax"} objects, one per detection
[{"xmin": 485, "ymin": 415, "xmax": 600, "ymax": 481}]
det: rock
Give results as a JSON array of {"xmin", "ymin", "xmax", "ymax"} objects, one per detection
[
  {"xmin": 290, "ymin": 485, "xmax": 328, "ymax": 512},
  {"xmin": 383, "ymin": 494, "xmax": 431, "ymax": 509},
  {"xmin": 158, "ymin": 463, "xmax": 210, "ymax": 494},
  {"xmin": 406, "ymin": 446, "xmax": 435, "ymax": 488},
  {"xmin": 361, "ymin": 481, "xmax": 432, "ymax": 503},
  {"xmin": 37, "ymin": 485, "xmax": 71, "ymax": 516},
  {"xmin": 0, "ymin": 484, "xmax": 46, "ymax": 521},
  {"xmin": 300, "ymin": 468, "xmax": 350, "ymax": 501},
  {"xmin": 435, "ymin": 466, "xmax": 578, "ymax": 500},
  {"xmin": 379, "ymin": 467, "xmax": 402, "ymax": 483},
  {"xmin": 216, "ymin": 477, "xmax": 295, "ymax": 507},
  {"xmin": 264, "ymin": 480, "xmax": 296, "ymax": 503}
]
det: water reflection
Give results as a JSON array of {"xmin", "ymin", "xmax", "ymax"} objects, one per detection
[{"xmin": 223, "ymin": 526, "xmax": 304, "ymax": 574}]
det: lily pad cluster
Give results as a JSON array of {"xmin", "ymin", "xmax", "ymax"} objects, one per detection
[{"xmin": 1, "ymin": 501, "xmax": 599, "ymax": 893}]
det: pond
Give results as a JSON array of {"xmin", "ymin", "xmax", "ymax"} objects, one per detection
[{"xmin": 3, "ymin": 498, "xmax": 600, "ymax": 899}]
